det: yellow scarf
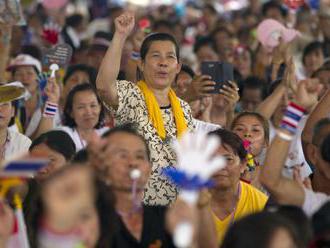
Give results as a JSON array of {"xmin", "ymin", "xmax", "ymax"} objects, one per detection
[{"xmin": 137, "ymin": 80, "xmax": 187, "ymax": 140}]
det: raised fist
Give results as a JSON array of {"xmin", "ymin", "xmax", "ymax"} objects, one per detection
[{"xmin": 114, "ymin": 12, "xmax": 135, "ymax": 38}]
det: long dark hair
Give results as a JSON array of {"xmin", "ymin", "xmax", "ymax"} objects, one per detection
[
  {"xmin": 208, "ymin": 128, "xmax": 247, "ymax": 162},
  {"xmin": 63, "ymin": 83, "xmax": 105, "ymax": 128},
  {"xmin": 137, "ymin": 32, "xmax": 180, "ymax": 81}
]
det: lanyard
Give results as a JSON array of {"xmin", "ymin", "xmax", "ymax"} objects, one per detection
[{"xmin": 228, "ymin": 182, "xmax": 242, "ymax": 227}]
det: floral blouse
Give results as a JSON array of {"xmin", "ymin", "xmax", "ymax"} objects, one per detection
[{"xmin": 102, "ymin": 80, "xmax": 195, "ymax": 205}]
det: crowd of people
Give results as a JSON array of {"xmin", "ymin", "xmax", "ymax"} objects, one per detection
[{"xmin": 0, "ymin": 0, "xmax": 330, "ymax": 247}]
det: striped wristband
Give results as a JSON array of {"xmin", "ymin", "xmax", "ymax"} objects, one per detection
[
  {"xmin": 280, "ymin": 102, "xmax": 305, "ymax": 134},
  {"xmin": 43, "ymin": 101, "xmax": 58, "ymax": 118},
  {"xmin": 131, "ymin": 51, "xmax": 141, "ymax": 60}
]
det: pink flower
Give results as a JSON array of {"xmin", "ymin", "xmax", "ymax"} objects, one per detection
[{"xmin": 243, "ymin": 139, "xmax": 251, "ymax": 150}]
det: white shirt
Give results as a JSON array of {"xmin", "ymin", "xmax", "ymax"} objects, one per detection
[
  {"xmin": 269, "ymin": 116, "xmax": 312, "ymax": 179},
  {"xmin": 3, "ymin": 128, "xmax": 31, "ymax": 163},
  {"xmin": 194, "ymin": 119, "xmax": 221, "ymax": 133},
  {"xmin": 303, "ymin": 188, "xmax": 330, "ymax": 216},
  {"xmin": 59, "ymin": 126, "xmax": 109, "ymax": 152},
  {"xmin": 25, "ymin": 108, "xmax": 62, "ymax": 137}
]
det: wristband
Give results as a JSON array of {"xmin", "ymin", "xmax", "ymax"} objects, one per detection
[
  {"xmin": 280, "ymin": 102, "xmax": 305, "ymax": 134},
  {"xmin": 276, "ymin": 130, "xmax": 294, "ymax": 141},
  {"xmin": 43, "ymin": 101, "xmax": 58, "ymax": 118},
  {"xmin": 131, "ymin": 51, "xmax": 140, "ymax": 60}
]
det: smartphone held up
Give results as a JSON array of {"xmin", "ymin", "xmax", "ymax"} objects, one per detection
[{"xmin": 201, "ymin": 61, "xmax": 234, "ymax": 94}]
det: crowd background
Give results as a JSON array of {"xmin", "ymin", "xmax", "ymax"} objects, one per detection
[{"xmin": 0, "ymin": 0, "xmax": 330, "ymax": 247}]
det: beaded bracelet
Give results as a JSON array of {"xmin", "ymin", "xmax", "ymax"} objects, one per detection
[
  {"xmin": 43, "ymin": 101, "xmax": 58, "ymax": 118},
  {"xmin": 280, "ymin": 102, "xmax": 305, "ymax": 134}
]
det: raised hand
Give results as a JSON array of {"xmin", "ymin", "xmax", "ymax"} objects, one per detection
[
  {"xmin": 283, "ymin": 57, "xmax": 298, "ymax": 93},
  {"xmin": 44, "ymin": 77, "xmax": 60, "ymax": 104},
  {"xmin": 173, "ymin": 131, "xmax": 226, "ymax": 181},
  {"xmin": 294, "ymin": 78, "xmax": 322, "ymax": 110},
  {"xmin": 115, "ymin": 12, "xmax": 135, "ymax": 39},
  {"xmin": 272, "ymin": 37, "xmax": 291, "ymax": 65}
]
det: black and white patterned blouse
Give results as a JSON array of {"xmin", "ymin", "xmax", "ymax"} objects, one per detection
[{"xmin": 102, "ymin": 80, "xmax": 195, "ymax": 206}]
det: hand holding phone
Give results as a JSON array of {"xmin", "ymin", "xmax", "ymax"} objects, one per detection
[{"xmin": 201, "ymin": 61, "xmax": 234, "ymax": 94}]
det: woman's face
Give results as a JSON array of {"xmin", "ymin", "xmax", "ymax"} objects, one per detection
[
  {"xmin": 212, "ymin": 144, "xmax": 245, "ymax": 189},
  {"xmin": 141, "ymin": 40, "xmax": 181, "ymax": 90},
  {"xmin": 63, "ymin": 71, "xmax": 90, "ymax": 99},
  {"xmin": 304, "ymin": 49, "xmax": 324, "ymax": 76},
  {"xmin": 0, "ymin": 102, "xmax": 14, "ymax": 129},
  {"xmin": 234, "ymin": 50, "xmax": 252, "ymax": 78},
  {"xmin": 174, "ymin": 71, "xmax": 193, "ymax": 96},
  {"xmin": 70, "ymin": 90, "xmax": 101, "ymax": 130},
  {"xmin": 232, "ymin": 115, "xmax": 267, "ymax": 156},
  {"xmin": 13, "ymin": 66, "xmax": 38, "ymax": 94},
  {"xmin": 30, "ymin": 143, "xmax": 67, "ymax": 180},
  {"xmin": 76, "ymin": 205, "xmax": 100, "ymax": 248}
]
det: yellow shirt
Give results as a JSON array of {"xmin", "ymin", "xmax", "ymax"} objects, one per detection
[{"xmin": 213, "ymin": 181, "xmax": 268, "ymax": 244}]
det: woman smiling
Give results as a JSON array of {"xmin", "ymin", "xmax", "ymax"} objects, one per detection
[{"xmin": 96, "ymin": 12, "xmax": 195, "ymax": 205}]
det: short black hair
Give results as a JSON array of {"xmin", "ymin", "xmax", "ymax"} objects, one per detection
[
  {"xmin": 20, "ymin": 45, "xmax": 42, "ymax": 61},
  {"xmin": 63, "ymin": 83, "xmax": 105, "ymax": 128},
  {"xmin": 193, "ymin": 36, "xmax": 216, "ymax": 54},
  {"xmin": 29, "ymin": 130, "xmax": 76, "ymax": 161},
  {"xmin": 302, "ymin": 41, "xmax": 324, "ymax": 65},
  {"xmin": 262, "ymin": 1, "xmax": 287, "ymax": 18},
  {"xmin": 180, "ymin": 64, "xmax": 195, "ymax": 79},
  {"xmin": 221, "ymin": 211, "xmax": 301, "ymax": 248},
  {"xmin": 241, "ymin": 76, "xmax": 267, "ymax": 99},
  {"xmin": 72, "ymin": 148, "xmax": 89, "ymax": 163},
  {"xmin": 102, "ymin": 123, "xmax": 150, "ymax": 161},
  {"xmin": 63, "ymin": 64, "xmax": 97, "ymax": 87},
  {"xmin": 137, "ymin": 32, "xmax": 180, "ymax": 81},
  {"xmin": 140, "ymin": 32, "xmax": 180, "ymax": 62},
  {"xmin": 267, "ymin": 205, "xmax": 313, "ymax": 247},
  {"xmin": 208, "ymin": 129, "xmax": 247, "ymax": 161}
]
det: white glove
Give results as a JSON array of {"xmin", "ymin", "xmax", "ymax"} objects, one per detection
[{"xmin": 172, "ymin": 131, "xmax": 226, "ymax": 181}]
